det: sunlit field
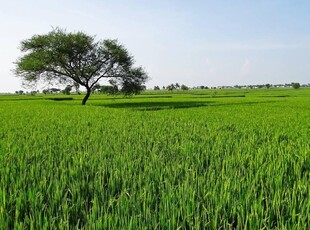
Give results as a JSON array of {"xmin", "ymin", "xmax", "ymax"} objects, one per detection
[{"xmin": 0, "ymin": 88, "xmax": 310, "ymax": 229}]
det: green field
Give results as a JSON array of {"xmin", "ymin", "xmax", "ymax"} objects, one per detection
[{"xmin": 0, "ymin": 88, "xmax": 310, "ymax": 229}]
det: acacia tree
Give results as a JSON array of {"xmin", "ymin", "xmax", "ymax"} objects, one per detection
[{"xmin": 14, "ymin": 28, "xmax": 148, "ymax": 105}]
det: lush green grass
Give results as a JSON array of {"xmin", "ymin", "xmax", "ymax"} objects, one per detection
[{"xmin": 0, "ymin": 88, "xmax": 310, "ymax": 229}]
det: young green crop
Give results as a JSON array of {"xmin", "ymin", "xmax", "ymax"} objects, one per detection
[{"xmin": 0, "ymin": 88, "xmax": 310, "ymax": 229}]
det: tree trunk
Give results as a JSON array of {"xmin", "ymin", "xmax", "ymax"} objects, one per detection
[{"xmin": 82, "ymin": 87, "xmax": 91, "ymax": 105}]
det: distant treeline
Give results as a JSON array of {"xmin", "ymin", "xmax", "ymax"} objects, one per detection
[
  {"xmin": 14, "ymin": 82, "xmax": 309, "ymax": 95},
  {"xmin": 152, "ymin": 82, "xmax": 308, "ymax": 91}
]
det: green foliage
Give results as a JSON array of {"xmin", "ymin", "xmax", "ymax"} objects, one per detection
[
  {"xmin": 91, "ymin": 84, "xmax": 101, "ymax": 93},
  {"xmin": 0, "ymin": 88, "xmax": 310, "ymax": 229},
  {"xmin": 292, "ymin": 82, "xmax": 301, "ymax": 89},
  {"xmin": 181, "ymin": 84, "xmax": 189, "ymax": 90},
  {"xmin": 99, "ymin": 85, "xmax": 119, "ymax": 95},
  {"xmin": 62, "ymin": 85, "xmax": 72, "ymax": 95},
  {"xmin": 166, "ymin": 84, "xmax": 176, "ymax": 91},
  {"xmin": 15, "ymin": 90, "xmax": 24, "ymax": 95},
  {"xmin": 14, "ymin": 28, "xmax": 148, "ymax": 105}
]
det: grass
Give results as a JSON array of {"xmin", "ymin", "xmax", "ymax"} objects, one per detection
[{"xmin": 0, "ymin": 88, "xmax": 310, "ymax": 229}]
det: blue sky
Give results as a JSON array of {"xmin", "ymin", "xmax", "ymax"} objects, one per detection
[{"xmin": 0, "ymin": 0, "xmax": 309, "ymax": 92}]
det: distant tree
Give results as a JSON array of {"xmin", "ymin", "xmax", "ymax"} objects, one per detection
[
  {"xmin": 30, "ymin": 91, "xmax": 37, "ymax": 96},
  {"xmin": 92, "ymin": 84, "xmax": 101, "ymax": 93},
  {"xmin": 199, "ymin": 85, "xmax": 205, "ymax": 89},
  {"xmin": 291, "ymin": 82, "xmax": 301, "ymax": 89},
  {"xmin": 14, "ymin": 28, "xmax": 148, "ymax": 105},
  {"xmin": 100, "ymin": 85, "xmax": 118, "ymax": 94},
  {"xmin": 265, "ymin": 83, "xmax": 271, "ymax": 89},
  {"xmin": 175, "ymin": 83, "xmax": 180, "ymax": 89},
  {"xmin": 42, "ymin": 89, "xmax": 49, "ymax": 95},
  {"xmin": 154, "ymin": 86, "xmax": 160, "ymax": 90},
  {"xmin": 99, "ymin": 85, "xmax": 119, "ymax": 95},
  {"xmin": 15, "ymin": 90, "xmax": 25, "ymax": 95},
  {"xmin": 166, "ymin": 84, "xmax": 176, "ymax": 91},
  {"xmin": 62, "ymin": 85, "xmax": 72, "ymax": 95},
  {"xmin": 181, "ymin": 84, "xmax": 189, "ymax": 90},
  {"xmin": 50, "ymin": 88, "xmax": 61, "ymax": 94}
]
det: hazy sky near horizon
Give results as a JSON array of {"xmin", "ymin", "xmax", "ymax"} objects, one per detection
[{"xmin": 0, "ymin": 0, "xmax": 309, "ymax": 92}]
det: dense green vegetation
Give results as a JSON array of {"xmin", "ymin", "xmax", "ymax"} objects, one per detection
[{"xmin": 0, "ymin": 88, "xmax": 310, "ymax": 229}]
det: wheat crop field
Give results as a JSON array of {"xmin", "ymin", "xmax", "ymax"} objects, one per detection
[{"xmin": 0, "ymin": 88, "xmax": 310, "ymax": 229}]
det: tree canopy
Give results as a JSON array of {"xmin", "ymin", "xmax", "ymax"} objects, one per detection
[
  {"xmin": 291, "ymin": 82, "xmax": 301, "ymax": 89},
  {"xmin": 14, "ymin": 28, "xmax": 148, "ymax": 105}
]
